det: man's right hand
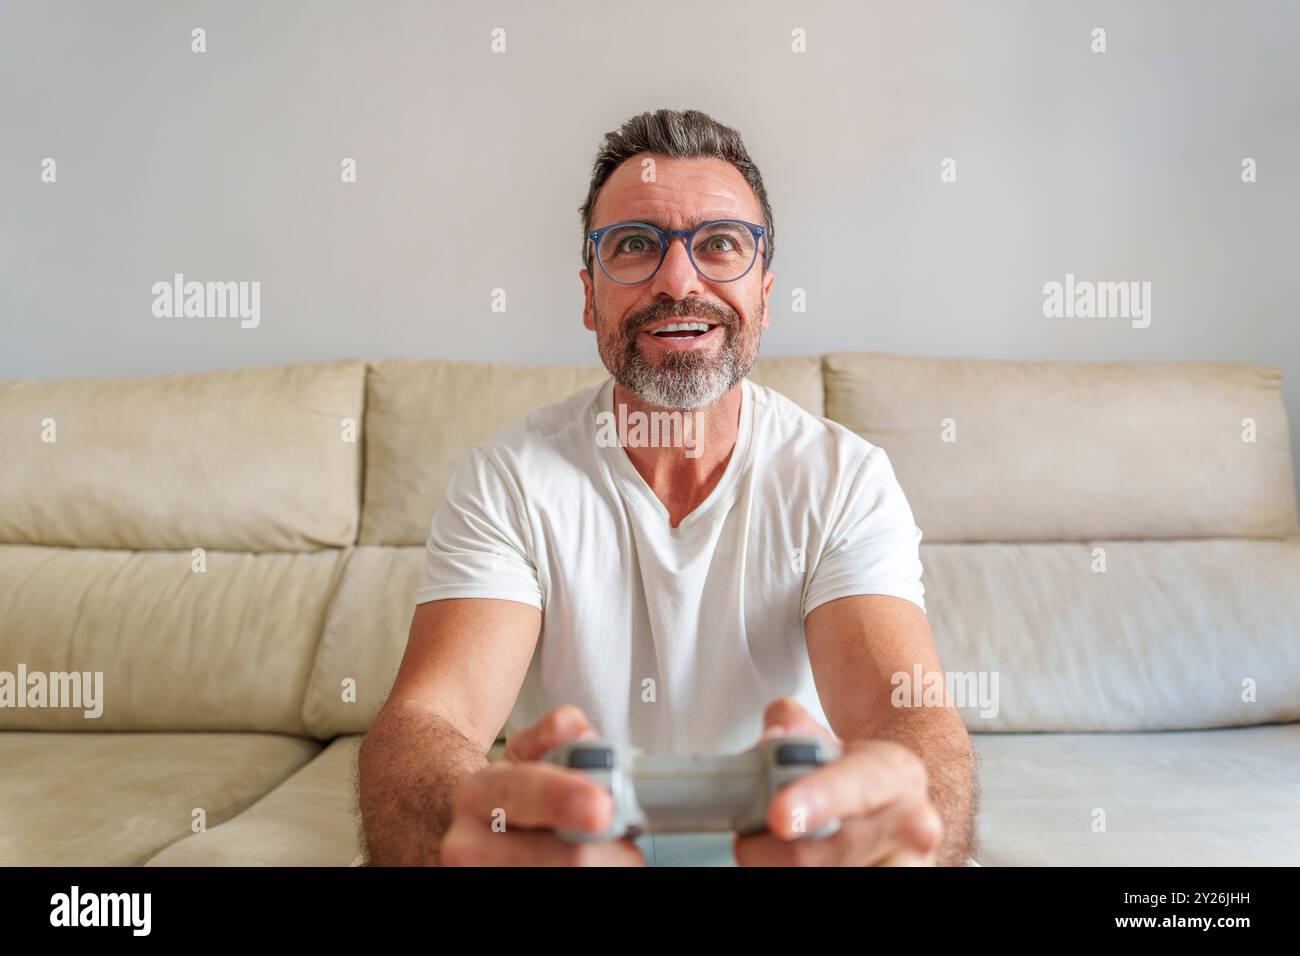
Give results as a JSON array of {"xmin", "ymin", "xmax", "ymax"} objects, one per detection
[{"xmin": 439, "ymin": 705, "xmax": 646, "ymax": 866}]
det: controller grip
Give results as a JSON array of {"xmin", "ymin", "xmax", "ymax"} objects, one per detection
[
  {"xmin": 541, "ymin": 738, "xmax": 629, "ymax": 842},
  {"xmin": 541, "ymin": 735, "xmax": 842, "ymax": 844}
]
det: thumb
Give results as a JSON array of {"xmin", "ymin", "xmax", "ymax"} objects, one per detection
[
  {"xmin": 758, "ymin": 697, "xmax": 837, "ymax": 744},
  {"xmin": 505, "ymin": 704, "xmax": 601, "ymax": 762}
]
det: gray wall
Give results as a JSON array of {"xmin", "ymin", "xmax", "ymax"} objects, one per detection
[{"xmin": 3, "ymin": 0, "xmax": 1298, "ymax": 491}]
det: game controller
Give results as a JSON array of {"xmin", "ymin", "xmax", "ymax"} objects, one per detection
[{"xmin": 541, "ymin": 735, "xmax": 842, "ymax": 842}]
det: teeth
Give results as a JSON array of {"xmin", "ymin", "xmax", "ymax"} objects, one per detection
[{"xmin": 654, "ymin": 321, "xmax": 711, "ymax": 334}]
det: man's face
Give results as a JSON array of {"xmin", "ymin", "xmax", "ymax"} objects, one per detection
[{"xmin": 581, "ymin": 155, "xmax": 775, "ymax": 410}]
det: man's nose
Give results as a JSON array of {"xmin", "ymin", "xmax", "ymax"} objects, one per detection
[{"xmin": 647, "ymin": 236, "xmax": 705, "ymax": 299}]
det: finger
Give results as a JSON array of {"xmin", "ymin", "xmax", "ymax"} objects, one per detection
[
  {"xmin": 441, "ymin": 817, "xmax": 645, "ymax": 867},
  {"xmin": 890, "ymin": 799, "xmax": 944, "ymax": 860},
  {"xmin": 767, "ymin": 740, "xmax": 927, "ymax": 839},
  {"xmin": 733, "ymin": 825, "xmax": 846, "ymax": 867},
  {"xmin": 736, "ymin": 801, "xmax": 939, "ymax": 867},
  {"xmin": 758, "ymin": 697, "xmax": 838, "ymax": 744},
  {"xmin": 833, "ymin": 798, "xmax": 940, "ymax": 866},
  {"xmin": 874, "ymin": 806, "xmax": 942, "ymax": 866},
  {"xmin": 735, "ymin": 808, "xmax": 906, "ymax": 867},
  {"xmin": 505, "ymin": 704, "xmax": 601, "ymax": 762},
  {"xmin": 876, "ymin": 848, "xmax": 937, "ymax": 867},
  {"xmin": 455, "ymin": 759, "xmax": 612, "ymax": 834}
]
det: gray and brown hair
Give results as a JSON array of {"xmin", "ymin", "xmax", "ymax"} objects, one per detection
[{"xmin": 579, "ymin": 108, "xmax": 775, "ymax": 272}]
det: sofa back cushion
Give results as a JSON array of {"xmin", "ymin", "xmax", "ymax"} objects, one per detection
[
  {"xmin": 303, "ymin": 546, "xmax": 423, "ymax": 738},
  {"xmin": 0, "ymin": 361, "xmax": 366, "ymax": 551},
  {"xmin": 359, "ymin": 357, "xmax": 825, "ymax": 546},
  {"xmin": 0, "ymin": 544, "xmax": 343, "ymax": 734},
  {"xmin": 923, "ymin": 538, "xmax": 1300, "ymax": 731},
  {"xmin": 302, "ymin": 536, "xmax": 1300, "ymax": 738},
  {"xmin": 824, "ymin": 353, "xmax": 1299, "ymax": 542}
]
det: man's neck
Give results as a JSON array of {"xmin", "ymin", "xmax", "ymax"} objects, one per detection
[{"xmin": 612, "ymin": 381, "xmax": 743, "ymax": 528}]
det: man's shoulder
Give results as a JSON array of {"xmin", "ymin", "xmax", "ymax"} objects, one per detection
[
  {"xmin": 469, "ymin": 378, "xmax": 606, "ymax": 474},
  {"xmin": 747, "ymin": 377, "xmax": 879, "ymax": 468}
]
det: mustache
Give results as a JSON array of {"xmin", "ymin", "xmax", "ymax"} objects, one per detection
[{"xmin": 624, "ymin": 299, "xmax": 738, "ymax": 335}]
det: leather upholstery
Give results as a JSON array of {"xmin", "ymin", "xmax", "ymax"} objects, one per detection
[
  {"xmin": 2, "ymin": 353, "xmax": 1297, "ymax": 866},
  {"xmin": 825, "ymin": 352, "xmax": 1299, "ymax": 541}
]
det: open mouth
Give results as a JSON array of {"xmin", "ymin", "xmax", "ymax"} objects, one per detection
[{"xmin": 646, "ymin": 321, "xmax": 715, "ymax": 338}]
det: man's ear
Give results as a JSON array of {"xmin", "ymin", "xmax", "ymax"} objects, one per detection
[{"xmin": 580, "ymin": 267, "xmax": 596, "ymax": 331}]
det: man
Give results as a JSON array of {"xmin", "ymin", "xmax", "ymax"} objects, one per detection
[{"xmin": 358, "ymin": 108, "xmax": 976, "ymax": 866}]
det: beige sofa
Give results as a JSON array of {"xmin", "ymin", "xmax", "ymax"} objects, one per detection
[{"xmin": 2, "ymin": 354, "xmax": 1298, "ymax": 866}]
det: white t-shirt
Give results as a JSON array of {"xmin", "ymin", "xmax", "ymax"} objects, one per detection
[{"xmin": 415, "ymin": 376, "xmax": 926, "ymax": 755}]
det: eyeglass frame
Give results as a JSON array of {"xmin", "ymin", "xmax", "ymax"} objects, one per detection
[{"xmin": 585, "ymin": 219, "xmax": 768, "ymax": 286}]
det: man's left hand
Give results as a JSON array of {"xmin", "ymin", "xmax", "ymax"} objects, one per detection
[{"xmin": 734, "ymin": 698, "xmax": 943, "ymax": 866}]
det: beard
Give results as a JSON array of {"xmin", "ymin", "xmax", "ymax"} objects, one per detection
[{"xmin": 594, "ymin": 296, "xmax": 762, "ymax": 410}]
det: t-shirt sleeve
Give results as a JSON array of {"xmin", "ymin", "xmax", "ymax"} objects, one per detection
[
  {"xmin": 413, "ymin": 446, "xmax": 544, "ymax": 610},
  {"xmin": 803, "ymin": 445, "xmax": 926, "ymax": 618}
]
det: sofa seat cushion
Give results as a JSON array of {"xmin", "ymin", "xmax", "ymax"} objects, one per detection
[
  {"xmin": 0, "ymin": 732, "xmax": 321, "ymax": 866},
  {"xmin": 146, "ymin": 735, "xmax": 364, "ymax": 866},
  {"xmin": 148, "ymin": 735, "xmax": 507, "ymax": 866},
  {"xmin": 973, "ymin": 723, "xmax": 1300, "ymax": 865},
  {"xmin": 144, "ymin": 726, "xmax": 1300, "ymax": 866}
]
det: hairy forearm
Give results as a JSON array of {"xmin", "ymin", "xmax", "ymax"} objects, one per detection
[
  {"xmin": 357, "ymin": 699, "xmax": 489, "ymax": 866},
  {"xmin": 873, "ymin": 707, "xmax": 978, "ymax": 866}
]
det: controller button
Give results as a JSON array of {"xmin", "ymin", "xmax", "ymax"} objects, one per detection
[
  {"xmin": 567, "ymin": 747, "xmax": 615, "ymax": 769},
  {"xmin": 774, "ymin": 743, "xmax": 824, "ymax": 766}
]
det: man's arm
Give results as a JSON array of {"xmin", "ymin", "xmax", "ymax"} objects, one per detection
[
  {"xmin": 804, "ymin": 594, "xmax": 978, "ymax": 866},
  {"xmin": 357, "ymin": 597, "xmax": 540, "ymax": 866}
]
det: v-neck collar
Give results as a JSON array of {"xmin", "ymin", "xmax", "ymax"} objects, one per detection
[{"xmin": 595, "ymin": 377, "xmax": 756, "ymax": 532}]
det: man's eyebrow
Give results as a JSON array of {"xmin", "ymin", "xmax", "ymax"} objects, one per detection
[
  {"xmin": 613, "ymin": 217, "xmax": 675, "ymax": 231},
  {"xmin": 619, "ymin": 217, "xmax": 744, "ymax": 231}
]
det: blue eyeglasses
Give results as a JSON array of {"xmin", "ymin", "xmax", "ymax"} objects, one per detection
[{"xmin": 586, "ymin": 219, "xmax": 767, "ymax": 285}]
